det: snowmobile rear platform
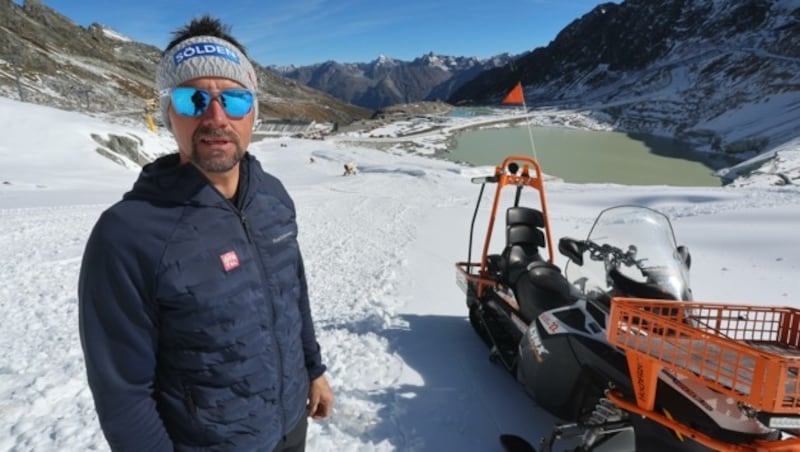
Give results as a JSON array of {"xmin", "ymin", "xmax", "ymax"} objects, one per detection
[{"xmin": 607, "ymin": 297, "xmax": 800, "ymax": 451}]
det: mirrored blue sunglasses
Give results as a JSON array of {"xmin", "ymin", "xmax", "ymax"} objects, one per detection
[{"xmin": 169, "ymin": 87, "xmax": 254, "ymax": 118}]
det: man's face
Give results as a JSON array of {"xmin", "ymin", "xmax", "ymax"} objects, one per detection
[{"xmin": 168, "ymin": 77, "xmax": 255, "ymax": 173}]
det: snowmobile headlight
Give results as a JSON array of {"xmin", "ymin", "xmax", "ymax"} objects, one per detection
[{"xmin": 767, "ymin": 416, "xmax": 800, "ymax": 429}]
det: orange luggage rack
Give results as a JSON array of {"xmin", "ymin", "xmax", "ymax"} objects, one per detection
[{"xmin": 607, "ymin": 297, "xmax": 800, "ymax": 415}]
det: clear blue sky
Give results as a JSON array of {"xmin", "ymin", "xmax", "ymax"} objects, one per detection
[{"xmin": 24, "ymin": 0, "xmax": 614, "ymax": 67}]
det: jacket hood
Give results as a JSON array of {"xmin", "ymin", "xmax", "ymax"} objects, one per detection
[{"xmin": 123, "ymin": 153, "xmax": 253, "ymax": 206}]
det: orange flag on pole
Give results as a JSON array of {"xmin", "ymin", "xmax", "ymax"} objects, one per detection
[{"xmin": 501, "ymin": 82, "xmax": 524, "ymax": 105}]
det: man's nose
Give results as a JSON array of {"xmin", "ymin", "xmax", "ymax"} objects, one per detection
[{"xmin": 201, "ymin": 97, "xmax": 227, "ymax": 126}]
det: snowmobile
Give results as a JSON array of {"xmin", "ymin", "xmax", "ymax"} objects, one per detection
[{"xmin": 455, "ymin": 155, "xmax": 800, "ymax": 451}]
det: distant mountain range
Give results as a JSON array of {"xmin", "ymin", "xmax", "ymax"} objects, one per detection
[
  {"xmin": 276, "ymin": 0, "xmax": 800, "ymax": 158},
  {"xmin": 273, "ymin": 52, "xmax": 515, "ymax": 110}
]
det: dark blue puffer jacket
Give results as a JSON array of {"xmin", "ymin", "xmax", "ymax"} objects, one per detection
[{"xmin": 78, "ymin": 153, "xmax": 326, "ymax": 451}]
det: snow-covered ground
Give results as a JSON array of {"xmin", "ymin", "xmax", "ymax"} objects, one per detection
[{"xmin": 1, "ymin": 97, "xmax": 799, "ymax": 451}]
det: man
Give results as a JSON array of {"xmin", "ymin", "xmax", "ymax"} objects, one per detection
[{"xmin": 78, "ymin": 16, "xmax": 333, "ymax": 452}]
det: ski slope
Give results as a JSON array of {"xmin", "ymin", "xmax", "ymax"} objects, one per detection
[{"xmin": 0, "ymin": 98, "xmax": 799, "ymax": 451}]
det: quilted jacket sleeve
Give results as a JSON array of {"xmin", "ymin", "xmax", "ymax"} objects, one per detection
[{"xmin": 78, "ymin": 209, "xmax": 173, "ymax": 452}]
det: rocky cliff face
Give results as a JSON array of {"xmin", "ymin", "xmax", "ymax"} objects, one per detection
[
  {"xmin": 0, "ymin": 0, "xmax": 370, "ymax": 124},
  {"xmin": 0, "ymin": 0, "xmax": 158, "ymax": 113},
  {"xmin": 449, "ymin": 0, "xmax": 800, "ymax": 155}
]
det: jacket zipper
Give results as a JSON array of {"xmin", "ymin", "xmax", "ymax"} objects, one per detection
[
  {"xmin": 183, "ymin": 383, "xmax": 198, "ymax": 418},
  {"xmin": 236, "ymin": 208, "xmax": 288, "ymax": 432}
]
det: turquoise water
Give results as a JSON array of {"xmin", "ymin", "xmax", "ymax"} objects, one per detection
[
  {"xmin": 446, "ymin": 107, "xmax": 502, "ymax": 118},
  {"xmin": 445, "ymin": 125, "xmax": 733, "ymax": 186}
]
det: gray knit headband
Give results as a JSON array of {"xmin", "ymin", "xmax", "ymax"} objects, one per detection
[{"xmin": 156, "ymin": 35, "xmax": 258, "ymax": 130}]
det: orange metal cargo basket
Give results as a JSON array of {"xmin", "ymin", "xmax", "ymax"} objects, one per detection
[{"xmin": 607, "ymin": 297, "xmax": 800, "ymax": 415}]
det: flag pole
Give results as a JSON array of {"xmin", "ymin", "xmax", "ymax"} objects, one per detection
[
  {"xmin": 502, "ymin": 81, "xmax": 538, "ymax": 162},
  {"xmin": 521, "ymin": 95, "xmax": 538, "ymax": 162}
]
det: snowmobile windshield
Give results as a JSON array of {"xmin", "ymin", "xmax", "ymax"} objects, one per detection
[{"xmin": 564, "ymin": 206, "xmax": 691, "ymax": 302}]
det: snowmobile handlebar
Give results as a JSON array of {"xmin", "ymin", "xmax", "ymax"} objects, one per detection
[
  {"xmin": 470, "ymin": 161, "xmax": 525, "ymax": 185},
  {"xmin": 583, "ymin": 240, "xmax": 643, "ymax": 272},
  {"xmin": 471, "ymin": 176, "xmax": 498, "ymax": 184}
]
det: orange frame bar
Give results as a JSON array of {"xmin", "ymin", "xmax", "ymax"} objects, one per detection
[
  {"xmin": 608, "ymin": 391, "xmax": 800, "ymax": 451},
  {"xmin": 474, "ymin": 155, "xmax": 554, "ymax": 297}
]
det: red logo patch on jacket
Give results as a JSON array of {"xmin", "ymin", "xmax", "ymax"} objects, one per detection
[{"xmin": 219, "ymin": 251, "xmax": 240, "ymax": 272}]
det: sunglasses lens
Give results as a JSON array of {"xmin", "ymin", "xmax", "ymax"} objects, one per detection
[
  {"xmin": 219, "ymin": 90, "xmax": 254, "ymax": 117},
  {"xmin": 171, "ymin": 87, "xmax": 209, "ymax": 117},
  {"xmin": 170, "ymin": 88, "xmax": 254, "ymax": 118}
]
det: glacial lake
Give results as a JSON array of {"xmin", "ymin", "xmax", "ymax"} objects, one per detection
[{"xmin": 443, "ymin": 125, "xmax": 735, "ymax": 186}]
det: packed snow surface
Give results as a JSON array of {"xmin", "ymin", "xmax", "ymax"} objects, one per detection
[{"xmin": 0, "ymin": 97, "xmax": 798, "ymax": 451}]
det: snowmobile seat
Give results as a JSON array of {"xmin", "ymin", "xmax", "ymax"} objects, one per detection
[
  {"xmin": 507, "ymin": 206, "xmax": 545, "ymax": 231},
  {"xmin": 506, "ymin": 207, "xmax": 545, "ymax": 253},
  {"xmin": 515, "ymin": 261, "xmax": 579, "ymax": 322},
  {"xmin": 526, "ymin": 261, "xmax": 578, "ymax": 300},
  {"xmin": 500, "ymin": 207, "xmax": 546, "ymax": 284}
]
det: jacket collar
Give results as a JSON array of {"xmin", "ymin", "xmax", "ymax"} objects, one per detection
[{"xmin": 123, "ymin": 153, "xmax": 254, "ymax": 208}]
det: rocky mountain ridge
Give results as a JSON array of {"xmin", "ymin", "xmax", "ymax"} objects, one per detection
[
  {"xmin": 0, "ymin": 0, "xmax": 371, "ymax": 124},
  {"xmin": 449, "ymin": 0, "xmax": 800, "ymax": 157},
  {"xmin": 275, "ymin": 52, "xmax": 514, "ymax": 110}
]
